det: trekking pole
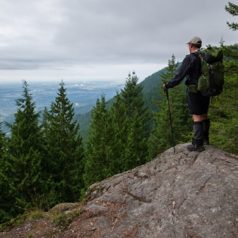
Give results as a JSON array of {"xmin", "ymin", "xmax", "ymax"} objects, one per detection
[{"xmin": 164, "ymin": 87, "xmax": 176, "ymax": 153}]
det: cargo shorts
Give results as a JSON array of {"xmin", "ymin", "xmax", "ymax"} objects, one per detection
[{"xmin": 187, "ymin": 88, "xmax": 210, "ymax": 115}]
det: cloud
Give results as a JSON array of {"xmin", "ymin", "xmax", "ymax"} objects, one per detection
[
  {"xmin": 54, "ymin": 0, "xmax": 237, "ymax": 62},
  {"xmin": 0, "ymin": 0, "xmax": 237, "ymax": 80}
]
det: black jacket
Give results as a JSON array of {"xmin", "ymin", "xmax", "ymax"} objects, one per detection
[{"xmin": 166, "ymin": 52, "xmax": 202, "ymax": 88}]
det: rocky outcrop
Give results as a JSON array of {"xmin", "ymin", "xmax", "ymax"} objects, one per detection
[{"xmin": 1, "ymin": 144, "xmax": 238, "ymax": 238}]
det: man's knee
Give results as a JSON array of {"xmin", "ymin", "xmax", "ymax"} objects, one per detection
[{"xmin": 192, "ymin": 114, "xmax": 208, "ymax": 122}]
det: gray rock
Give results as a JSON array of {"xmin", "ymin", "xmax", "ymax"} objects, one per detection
[{"xmin": 65, "ymin": 144, "xmax": 238, "ymax": 238}]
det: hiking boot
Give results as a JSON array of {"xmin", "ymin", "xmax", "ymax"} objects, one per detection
[
  {"xmin": 187, "ymin": 122, "xmax": 205, "ymax": 152},
  {"xmin": 203, "ymin": 139, "xmax": 209, "ymax": 146},
  {"xmin": 187, "ymin": 143, "xmax": 205, "ymax": 152},
  {"xmin": 202, "ymin": 119, "xmax": 210, "ymax": 145}
]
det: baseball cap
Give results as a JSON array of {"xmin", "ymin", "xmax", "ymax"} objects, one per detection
[{"xmin": 187, "ymin": 36, "xmax": 202, "ymax": 46}]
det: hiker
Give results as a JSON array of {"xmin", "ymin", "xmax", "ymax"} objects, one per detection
[{"xmin": 163, "ymin": 36, "xmax": 210, "ymax": 152}]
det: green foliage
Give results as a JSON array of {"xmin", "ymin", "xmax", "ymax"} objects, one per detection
[
  {"xmin": 84, "ymin": 73, "xmax": 152, "ymax": 187},
  {"xmin": 0, "ymin": 209, "xmax": 45, "ymax": 232},
  {"xmin": 52, "ymin": 209, "xmax": 81, "ymax": 230},
  {"xmin": 84, "ymin": 96, "xmax": 113, "ymax": 187},
  {"xmin": 77, "ymin": 67, "xmax": 168, "ymax": 137},
  {"xmin": 0, "ymin": 81, "xmax": 85, "ymax": 224},
  {"xmin": 8, "ymin": 81, "xmax": 43, "ymax": 157},
  {"xmin": 225, "ymin": 2, "xmax": 238, "ymax": 30},
  {"xmin": 119, "ymin": 73, "xmax": 152, "ymax": 169},
  {"xmin": 43, "ymin": 82, "xmax": 84, "ymax": 205},
  {"xmin": 108, "ymin": 73, "xmax": 152, "ymax": 173},
  {"xmin": 107, "ymin": 94, "xmax": 127, "ymax": 174},
  {"xmin": 0, "ymin": 81, "xmax": 45, "ymax": 223}
]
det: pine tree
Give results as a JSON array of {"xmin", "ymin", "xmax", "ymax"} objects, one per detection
[
  {"xmin": 112, "ymin": 72, "xmax": 151, "ymax": 171},
  {"xmin": 108, "ymin": 93, "xmax": 127, "ymax": 174},
  {"xmin": 43, "ymin": 82, "xmax": 84, "ymax": 204},
  {"xmin": 225, "ymin": 2, "xmax": 238, "ymax": 30},
  {"xmin": 84, "ymin": 96, "xmax": 113, "ymax": 187},
  {"xmin": 2, "ymin": 81, "xmax": 44, "ymax": 219}
]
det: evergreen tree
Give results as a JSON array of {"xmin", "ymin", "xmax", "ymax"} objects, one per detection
[
  {"xmin": 108, "ymin": 93, "xmax": 127, "ymax": 174},
  {"xmin": 1, "ymin": 81, "xmax": 44, "ymax": 220},
  {"xmin": 225, "ymin": 2, "xmax": 238, "ymax": 30},
  {"xmin": 84, "ymin": 96, "xmax": 113, "ymax": 187},
  {"xmin": 111, "ymin": 72, "xmax": 151, "ymax": 171},
  {"xmin": 43, "ymin": 82, "xmax": 84, "ymax": 205}
]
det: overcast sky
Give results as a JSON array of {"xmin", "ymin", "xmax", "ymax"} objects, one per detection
[{"xmin": 0, "ymin": 0, "xmax": 237, "ymax": 84}]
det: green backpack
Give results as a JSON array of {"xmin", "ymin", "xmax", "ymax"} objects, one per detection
[{"xmin": 197, "ymin": 47, "xmax": 224, "ymax": 96}]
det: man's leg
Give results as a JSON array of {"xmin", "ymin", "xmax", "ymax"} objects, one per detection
[
  {"xmin": 187, "ymin": 114, "xmax": 207, "ymax": 152},
  {"xmin": 202, "ymin": 119, "xmax": 210, "ymax": 145}
]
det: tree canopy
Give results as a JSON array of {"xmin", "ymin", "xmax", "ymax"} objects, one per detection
[{"xmin": 225, "ymin": 2, "xmax": 238, "ymax": 30}]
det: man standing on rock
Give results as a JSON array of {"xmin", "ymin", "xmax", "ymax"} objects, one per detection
[{"xmin": 164, "ymin": 36, "xmax": 210, "ymax": 152}]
